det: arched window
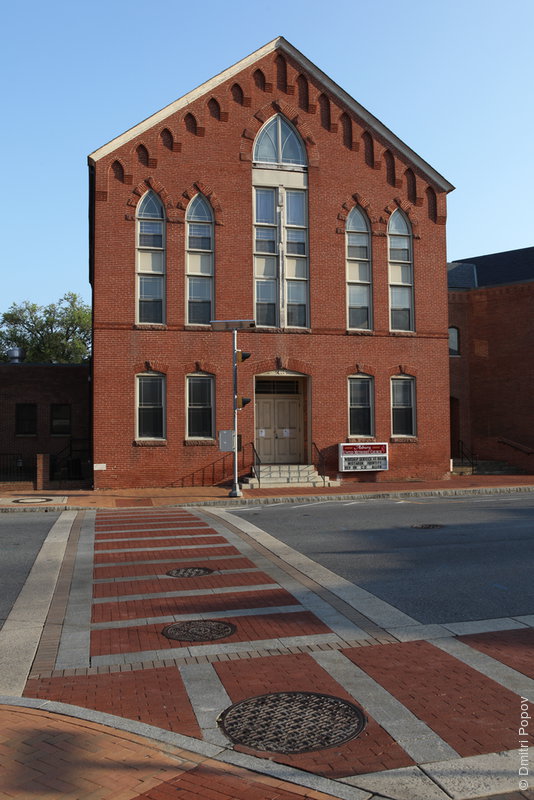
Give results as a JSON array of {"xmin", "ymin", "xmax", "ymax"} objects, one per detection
[
  {"xmin": 349, "ymin": 375, "xmax": 374, "ymax": 436},
  {"xmin": 253, "ymin": 115, "xmax": 307, "ymax": 166},
  {"xmin": 297, "ymin": 74, "xmax": 309, "ymax": 111},
  {"xmin": 363, "ymin": 131, "xmax": 374, "ymax": 167},
  {"xmin": 449, "ymin": 326, "xmax": 460, "ymax": 355},
  {"xmin": 346, "ymin": 207, "xmax": 372, "ymax": 330},
  {"xmin": 186, "ymin": 194, "xmax": 214, "ymax": 325},
  {"xmin": 137, "ymin": 191, "xmax": 165, "ymax": 323},
  {"xmin": 253, "ymin": 116, "xmax": 308, "ymax": 328},
  {"xmin": 231, "ymin": 83, "xmax": 244, "ymax": 104},
  {"xmin": 388, "ymin": 210, "xmax": 413, "ymax": 331}
]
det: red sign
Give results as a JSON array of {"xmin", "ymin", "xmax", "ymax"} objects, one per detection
[{"xmin": 340, "ymin": 444, "xmax": 387, "ymax": 455}]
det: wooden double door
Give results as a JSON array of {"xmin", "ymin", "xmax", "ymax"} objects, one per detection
[{"xmin": 255, "ymin": 394, "xmax": 304, "ymax": 464}]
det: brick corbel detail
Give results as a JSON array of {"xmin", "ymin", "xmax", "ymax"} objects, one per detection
[
  {"xmin": 133, "ymin": 360, "xmax": 168, "ymax": 374},
  {"xmin": 175, "ymin": 182, "xmax": 223, "ymax": 225},
  {"xmin": 392, "ymin": 364, "xmax": 418, "ymax": 377},
  {"xmin": 182, "ymin": 360, "xmax": 218, "ymax": 375}
]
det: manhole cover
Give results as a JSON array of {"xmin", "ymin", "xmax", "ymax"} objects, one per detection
[
  {"xmin": 218, "ymin": 691, "xmax": 367, "ymax": 753},
  {"xmin": 12, "ymin": 497, "xmax": 55, "ymax": 504},
  {"xmin": 411, "ymin": 523, "xmax": 444, "ymax": 529},
  {"xmin": 166, "ymin": 567, "xmax": 214, "ymax": 578},
  {"xmin": 161, "ymin": 620, "xmax": 236, "ymax": 642}
]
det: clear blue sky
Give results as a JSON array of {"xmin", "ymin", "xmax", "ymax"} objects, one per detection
[{"xmin": 1, "ymin": 0, "xmax": 532, "ymax": 309}]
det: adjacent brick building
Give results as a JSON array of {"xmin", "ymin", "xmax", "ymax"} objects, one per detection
[
  {"xmin": 89, "ymin": 37, "xmax": 454, "ymax": 488},
  {"xmin": 0, "ymin": 359, "xmax": 90, "ymax": 486},
  {"xmin": 448, "ymin": 247, "xmax": 534, "ymax": 473}
]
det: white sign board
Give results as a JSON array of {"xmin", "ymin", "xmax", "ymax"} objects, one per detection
[{"xmin": 338, "ymin": 443, "xmax": 388, "ymax": 472}]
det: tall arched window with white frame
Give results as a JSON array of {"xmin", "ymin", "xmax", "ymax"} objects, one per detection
[
  {"xmin": 137, "ymin": 192, "xmax": 165, "ymax": 323},
  {"xmin": 346, "ymin": 207, "xmax": 372, "ymax": 330},
  {"xmin": 253, "ymin": 115, "xmax": 308, "ymax": 329},
  {"xmin": 186, "ymin": 194, "xmax": 214, "ymax": 325},
  {"xmin": 388, "ymin": 210, "xmax": 413, "ymax": 331}
]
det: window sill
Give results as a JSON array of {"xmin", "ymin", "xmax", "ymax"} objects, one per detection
[
  {"xmin": 133, "ymin": 439, "xmax": 167, "ymax": 447},
  {"xmin": 390, "ymin": 436, "xmax": 418, "ymax": 443},
  {"xmin": 254, "ymin": 327, "xmax": 312, "ymax": 334},
  {"xmin": 348, "ymin": 436, "xmax": 375, "ymax": 441},
  {"xmin": 184, "ymin": 439, "xmax": 217, "ymax": 446},
  {"xmin": 15, "ymin": 433, "xmax": 37, "ymax": 438},
  {"xmin": 389, "ymin": 330, "xmax": 416, "ymax": 336},
  {"xmin": 346, "ymin": 329, "xmax": 373, "ymax": 336},
  {"xmin": 185, "ymin": 324, "xmax": 212, "ymax": 331},
  {"xmin": 134, "ymin": 323, "xmax": 167, "ymax": 330}
]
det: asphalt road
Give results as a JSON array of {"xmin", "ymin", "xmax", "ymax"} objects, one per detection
[
  {"xmin": 228, "ymin": 493, "xmax": 534, "ymax": 624},
  {"xmin": 0, "ymin": 512, "xmax": 60, "ymax": 628}
]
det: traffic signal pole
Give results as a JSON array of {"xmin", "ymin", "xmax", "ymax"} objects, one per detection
[{"xmin": 229, "ymin": 328, "xmax": 241, "ymax": 498}]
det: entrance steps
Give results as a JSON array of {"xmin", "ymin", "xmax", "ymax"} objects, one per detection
[
  {"xmin": 452, "ymin": 459, "xmax": 527, "ymax": 476},
  {"xmin": 244, "ymin": 464, "xmax": 340, "ymax": 489}
]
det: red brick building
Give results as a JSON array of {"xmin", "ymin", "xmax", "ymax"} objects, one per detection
[
  {"xmin": 89, "ymin": 37, "xmax": 454, "ymax": 489},
  {"xmin": 448, "ymin": 247, "xmax": 534, "ymax": 473}
]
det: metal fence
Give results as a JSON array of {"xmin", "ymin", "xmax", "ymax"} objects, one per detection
[{"xmin": 0, "ymin": 454, "xmax": 36, "ymax": 482}]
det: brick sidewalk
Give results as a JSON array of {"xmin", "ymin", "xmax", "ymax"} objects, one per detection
[{"xmin": 5, "ymin": 505, "xmax": 534, "ymax": 799}]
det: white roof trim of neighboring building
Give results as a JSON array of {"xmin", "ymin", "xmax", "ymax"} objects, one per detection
[{"xmin": 88, "ymin": 36, "xmax": 454, "ymax": 193}]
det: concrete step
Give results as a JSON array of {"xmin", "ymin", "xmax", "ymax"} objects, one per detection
[
  {"xmin": 452, "ymin": 459, "xmax": 526, "ymax": 476},
  {"xmin": 244, "ymin": 464, "xmax": 340, "ymax": 488},
  {"xmin": 245, "ymin": 478, "xmax": 341, "ymax": 489}
]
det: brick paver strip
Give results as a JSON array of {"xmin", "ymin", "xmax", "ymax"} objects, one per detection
[
  {"xmin": 90, "ymin": 611, "xmax": 330, "ymax": 656},
  {"xmin": 459, "ymin": 628, "xmax": 534, "ymax": 678},
  {"xmin": 94, "ymin": 545, "xmax": 239, "ymax": 564},
  {"xmin": 24, "ymin": 666, "xmax": 202, "ymax": 737},
  {"xmin": 91, "ymin": 587, "xmax": 300, "ymax": 624},
  {"xmin": 95, "ymin": 527, "xmax": 216, "ymax": 540},
  {"xmin": 94, "ymin": 535, "xmax": 226, "ymax": 550},
  {"xmin": 214, "ymin": 651, "xmax": 413, "ymax": 778},
  {"xmin": 344, "ymin": 640, "xmax": 520, "ymax": 756},
  {"xmin": 93, "ymin": 571, "xmax": 275, "ymax": 598},
  {"xmin": 94, "ymin": 556, "xmax": 256, "ymax": 580}
]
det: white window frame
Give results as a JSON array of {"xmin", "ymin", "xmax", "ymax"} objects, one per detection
[
  {"xmin": 346, "ymin": 207, "xmax": 372, "ymax": 330},
  {"xmin": 136, "ymin": 373, "xmax": 166, "ymax": 440},
  {"xmin": 449, "ymin": 326, "xmax": 460, "ymax": 356},
  {"xmin": 253, "ymin": 115, "xmax": 307, "ymax": 167},
  {"xmin": 391, "ymin": 376, "xmax": 416, "ymax": 437},
  {"xmin": 186, "ymin": 194, "xmax": 214, "ymax": 325},
  {"xmin": 348, "ymin": 375, "xmax": 374, "ymax": 437},
  {"xmin": 388, "ymin": 210, "xmax": 414, "ymax": 332},
  {"xmin": 186, "ymin": 373, "xmax": 215, "ymax": 439},
  {"xmin": 136, "ymin": 192, "xmax": 165, "ymax": 324}
]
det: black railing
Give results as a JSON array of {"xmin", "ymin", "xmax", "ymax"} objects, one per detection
[
  {"xmin": 171, "ymin": 441, "xmax": 258, "ymax": 488},
  {"xmin": 250, "ymin": 441, "xmax": 262, "ymax": 488},
  {"xmin": 50, "ymin": 439, "xmax": 91, "ymax": 481},
  {"xmin": 0, "ymin": 453, "xmax": 36, "ymax": 482},
  {"xmin": 457, "ymin": 439, "xmax": 478, "ymax": 472},
  {"xmin": 312, "ymin": 442, "xmax": 326, "ymax": 487}
]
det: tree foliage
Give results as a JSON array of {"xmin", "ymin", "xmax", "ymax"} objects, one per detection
[{"xmin": 0, "ymin": 293, "xmax": 91, "ymax": 363}]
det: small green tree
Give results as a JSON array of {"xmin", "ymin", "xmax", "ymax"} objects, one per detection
[{"xmin": 0, "ymin": 293, "xmax": 92, "ymax": 363}]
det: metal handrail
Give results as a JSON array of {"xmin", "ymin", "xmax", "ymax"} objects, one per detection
[
  {"xmin": 169, "ymin": 441, "xmax": 260, "ymax": 488},
  {"xmin": 312, "ymin": 442, "xmax": 326, "ymax": 487},
  {"xmin": 458, "ymin": 439, "xmax": 478, "ymax": 471},
  {"xmin": 249, "ymin": 441, "xmax": 262, "ymax": 489}
]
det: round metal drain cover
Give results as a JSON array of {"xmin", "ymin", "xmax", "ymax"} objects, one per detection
[
  {"xmin": 411, "ymin": 523, "xmax": 444, "ymax": 529},
  {"xmin": 162, "ymin": 620, "xmax": 236, "ymax": 642},
  {"xmin": 166, "ymin": 567, "xmax": 214, "ymax": 578},
  {"xmin": 218, "ymin": 691, "xmax": 366, "ymax": 754}
]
